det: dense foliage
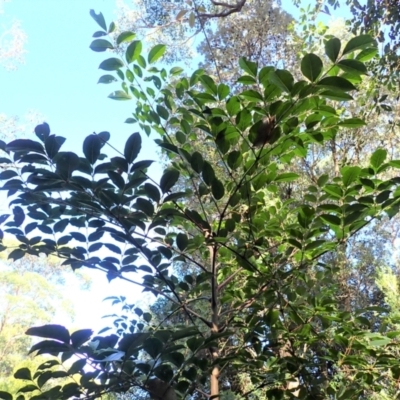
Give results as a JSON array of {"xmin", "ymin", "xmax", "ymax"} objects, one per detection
[{"xmin": 1, "ymin": 6, "xmax": 400, "ymax": 400}]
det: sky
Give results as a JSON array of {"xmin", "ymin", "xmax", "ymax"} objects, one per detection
[{"xmin": 0, "ymin": 0, "xmax": 161, "ymax": 332}]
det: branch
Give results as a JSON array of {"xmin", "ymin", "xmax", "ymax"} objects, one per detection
[{"xmin": 198, "ymin": 0, "xmax": 247, "ymax": 19}]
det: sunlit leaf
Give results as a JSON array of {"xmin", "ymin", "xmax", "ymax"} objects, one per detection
[{"xmin": 148, "ymin": 44, "xmax": 166, "ymax": 64}]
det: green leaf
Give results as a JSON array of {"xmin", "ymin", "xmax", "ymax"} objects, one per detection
[
  {"xmin": 238, "ymin": 57, "xmax": 257, "ymax": 77},
  {"xmin": 89, "ymin": 39, "xmax": 113, "ymax": 52},
  {"xmin": 176, "ymin": 233, "xmax": 188, "ymax": 251},
  {"xmin": 71, "ymin": 329, "xmax": 93, "ymax": 347},
  {"xmin": 317, "ymin": 77, "xmax": 356, "ymax": 92},
  {"xmin": 148, "ymin": 44, "xmax": 166, "ymax": 64},
  {"xmin": 98, "ymin": 74, "xmax": 118, "ymax": 84},
  {"xmin": 211, "ymin": 179, "xmax": 225, "ymax": 200},
  {"xmin": 124, "ymin": 132, "xmax": 141, "ymax": 163},
  {"xmin": 199, "ymin": 75, "xmax": 218, "ymax": 95},
  {"xmin": 217, "ymin": 83, "xmax": 230, "ymax": 100},
  {"xmin": 55, "ymin": 152, "xmax": 80, "ymax": 179},
  {"xmin": 45, "ymin": 135, "xmax": 65, "ymax": 159},
  {"xmin": 341, "ymin": 166, "xmax": 361, "ymax": 187},
  {"xmin": 34, "ymin": 122, "xmax": 50, "ymax": 141},
  {"xmin": 99, "ymin": 58, "xmax": 124, "ymax": 71},
  {"xmin": 342, "ymin": 35, "xmax": 376, "ymax": 55},
  {"xmin": 26, "ymin": 324, "xmax": 70, "ymax": 343},
  {"xmin": 17, "ymin": 384, "xmax": 38, "ymax": 393},
  {"xmin": 191, "ymin": 152, "xmax": 204, "ymax": 173},
  {"xmin": 6, "ymin": 139, "xmax": 45, "ymax": 154},
  {"xmin": 14, "ymin": 367, "xmax": 32, "ymax": 380},
  {"xmin": 320, "ymin": 214, "xmax": 341, "ymax": 226},
  {"xmin": 356, "ymin": 47, "xmax": 378, "ymax": 62},
  {"xmin": 108, "ymin": 90, "xmax": 132, "ymax": 100},
  {"xmin": 320, "ymin": 90, "xmax": 353, "ymax": 101},
  {"xmin": 325, "ymin": 37, "xmax": 341, "ymax": 62},
  {"xmin": 0, "ymin": 391, "xmax": 12, "ymax": 400},
  {"xmin": 68, "ymin": 359, "xmax": 86, "ymax": 375},
  {"xmin": 116, "ymin": 31, "xmax": 136, "ymax": 45},
  {"xmin": 337, "ymin": 59, "xmax": 367, "ymax": 75},
  {"xmin": 90, "ymin": 9, "xmax": 107, "ymax": 31},
  {"xmin": 338, "ymin": 118, "xmax": 366, "ymax": 128},
  {"xmin": 370, "ymin": 148, "xmax": 387, "ymax": 169},
  {"xmin": 160, "ymin": 168, "xmax": 179, "ymax": 193},
  {"xmin": 370, "ymin": 337, "xmax": 391, "ymax": 347},
  {"xmin": 301, "ymin": 53, "xmax": 323, "ymax": 82},
  {"xmin": 227, "ymin": 150, "xmax": 242, "ymax": 170},
  {"xmin": 269, "ymin": 70, "xmax": 294, "ymax": 93},
  {"xmin": 83, "ymin": 135, "xmax": 102, "ymax": 164},
  {"xmin": 126, "ymin": 40, "xmax": 142, "ymax": 63},
  {"xmin": 144, "ymin": 337, "xmax": 164, "ymax": 358},
  {"xmin": 274, "ymin": 173, "xmax": 299, "ymax": 183},
  {"xmin": 156, "ymin": 105, "xmax": 169, "ymax": 120},
  {"xmin": 240, "ymin": 90, "xmax": 263, "ymax": 102},
  {"xmin": 202, "ymin": 161, "xmax": 215, "ymax": 185}
]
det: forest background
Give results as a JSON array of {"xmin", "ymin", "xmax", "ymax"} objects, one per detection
[{"xmin": 0, "ymin": 0, "xmax": 400, "ymax": 399}]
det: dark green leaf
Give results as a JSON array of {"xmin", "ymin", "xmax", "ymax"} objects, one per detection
[
  {"xmin": 71, "ymin": 329, "xmax": 93, "ymax": 347},
  {"xmin": 90, "ymin": 9, "xmax": 107, "ymax": 31},
  {"xmin": 317, "ymin": 77, "xmax": 356, "ymax": 92},
  {"xmin": 17, "ymin": 384, "xmax": 38, "ymax": 393},
  {"xmin": 45, "ymin": 135, "xmax": 65, "ymax": 159},
  {"xmin": 342, "ymin": 35, "xmax": 376, "ymax": 55},
  {"xmin": 144, "ymin": 337, "xmax": 163, "ymax": 358},
  {"xmin": 0, "ymin": 391, "xmax": 12, "ymax": 400},
  {"xmin": 26, "ymin": 324, "xmax": 70, "ymax": 343},
  {"xmin": 301, "ymin": 53, "xmax": 323, "ymax": 82},
  {"xmin": 68, "ymin": 359, "xmax": 86, "ymax": 375},
  {"xmin": 83, "ymin": 135, "xmax": 102, "ymax": 164},
  {"xmin": 14, "ymin": 367, "xmax": 32, "ymax": 380},
  {"xmin": 227, "ymin": 150, "xmax": 242, "ymax": 170},
  {"xmin": 202, "ymin": 161, "xmax": 215, "ymax": 185},
  {"xmin": 6, "ymin": 139, "xmax": 45, "ymax": 154},
  {"xmin": 191, "ymin": 152, "xmax": 204, "ymax": 173},
  {"xmin": 89, "ymin": 39, "xmax": 113, "ymax": 52},
  {"xmin": 325, "ymin": 37, "xmax": 341, "ymax": 62},
  {"xmin": 160, "ymin": 168, "xmax": 179, "ymax": 193},
  {"xmin": 176, "ymin": 233, "xmax": 188, "ymax": 251},
  {"xmin": 98, "ymin": 74, "xmax": 118, "ymax": 84},
  {"xmin": 124, "ymin": 132, "xmax": 141, "ymax": 163},
  {"xmin": 99, "ymin": 58, "xmax": 124, "ymax": 71},
  {"xmin": 35, "ymin": 122, "xmax": 50, "ymax": 141},
  {"xmin": 55, "ymin": 152, "xmax": 80, "ymax": 179},
  {"xmin": 211, "ymin": 179, "xmax": 224, "ymax": 200},
  {"xmin": 337, "ymin": 59, "xmax": 367, "ymax": 75}
]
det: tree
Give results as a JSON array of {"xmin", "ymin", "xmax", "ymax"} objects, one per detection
[
  {"xmin": 0, "ymin": 266, "xmax": 74, "ymax": 396},
  {"xmin": 2, "ymin": 9, "xmax": 400, "ymax": 400}
]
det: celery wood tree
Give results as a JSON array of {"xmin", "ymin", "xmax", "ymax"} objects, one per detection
[{"xmin": 1, "ymin": 10, "xmax": 400, "ymax": 400}]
